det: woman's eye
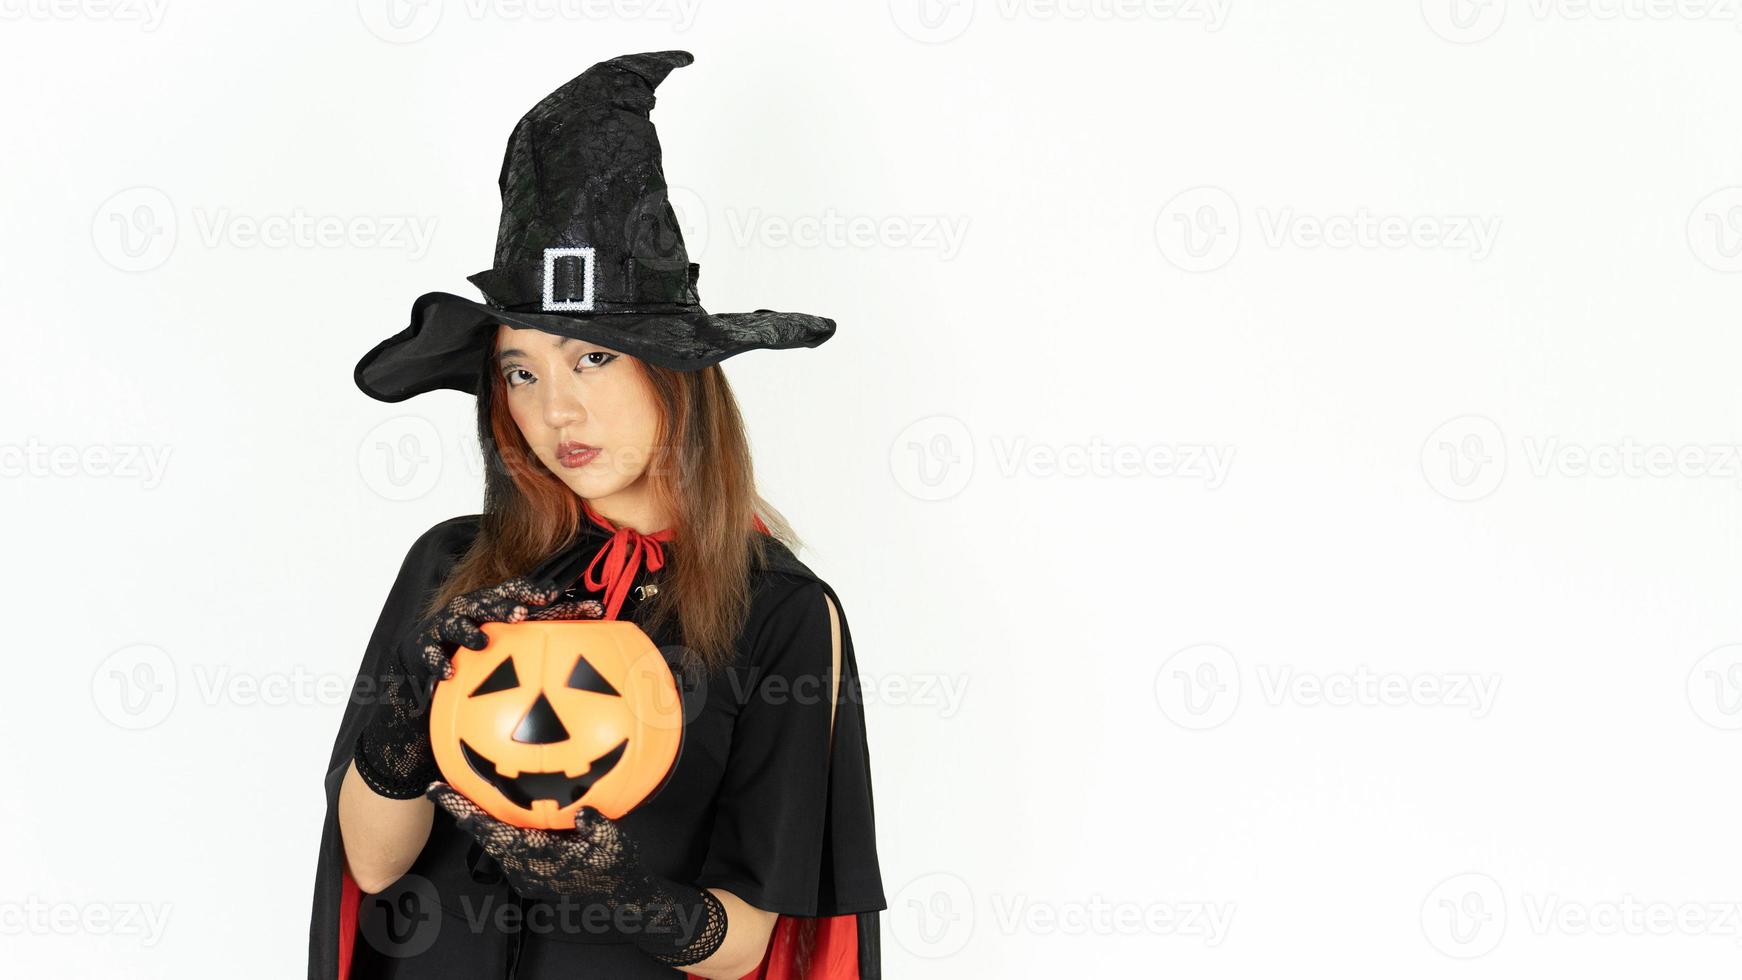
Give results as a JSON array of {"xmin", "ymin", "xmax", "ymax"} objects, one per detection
[
  {"xmin": 577, "ymin": 352, "xmax": 618, "ymax": 371},
  {"xmin": 503, "ymin": 367, "xmax": 533, "ymax": 387}
]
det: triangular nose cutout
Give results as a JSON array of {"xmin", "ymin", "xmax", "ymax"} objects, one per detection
[{"xmin": 512, "ymin": 693, "xmax": 569, "ymax": 744}]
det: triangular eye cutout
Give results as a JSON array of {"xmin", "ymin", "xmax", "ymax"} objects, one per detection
[
  {"xmin": 470, "ymin": 657, "xmax": 519, "ymax": 697},
  {"xmin": 566, "ymin": 655, "xmax": 620, "ymax": 696}
]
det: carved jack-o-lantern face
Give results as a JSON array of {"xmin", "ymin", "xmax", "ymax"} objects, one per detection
[{"xmin": 428, "ymin": 620, "xmax": 684, "ymax": 829}]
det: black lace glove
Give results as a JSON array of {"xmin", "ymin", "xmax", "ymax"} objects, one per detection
[
  {"xmin": 352, "ymin": 577, "xmax": 569, "ymax": 800},
  {"xmin": 427, "ymin": 782, "xmax": 729, "ymax": 966}
]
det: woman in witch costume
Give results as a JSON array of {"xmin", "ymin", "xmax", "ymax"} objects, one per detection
[{"xmin": 306, "ymin": 51, "xmax": 886, "ymax": 979}]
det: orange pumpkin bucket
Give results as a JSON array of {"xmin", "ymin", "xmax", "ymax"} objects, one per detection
[{"xmin": 428, "ymin": 620, "xmax": 685, "ymax": 829}]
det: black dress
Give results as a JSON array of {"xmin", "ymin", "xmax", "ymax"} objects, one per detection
[{"xmin": 308, "ymin": 514, "xmax": 887, "ymax": 979}]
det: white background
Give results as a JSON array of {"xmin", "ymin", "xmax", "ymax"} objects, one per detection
[{"xmin": 4, "ymin": 1, "xmax": 1742, "ymax": 976}]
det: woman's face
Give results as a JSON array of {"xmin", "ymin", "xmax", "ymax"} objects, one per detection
[{"xmin": 493, "ymin": 324, "xmax": 662, "ymax": 505}]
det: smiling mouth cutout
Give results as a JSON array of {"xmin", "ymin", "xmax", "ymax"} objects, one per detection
[{"xmin": 460, "ymin": 738, "xmax": 629, "ymax": 809}]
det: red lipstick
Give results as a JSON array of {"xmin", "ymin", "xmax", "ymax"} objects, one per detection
[{"xmin": 556, "ymin": 441, "xmax": 600, "ymax": 469}]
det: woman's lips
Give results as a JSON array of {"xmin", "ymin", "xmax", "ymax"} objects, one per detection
[{"xmin": 556, "ymin": 442, "xmax": 600, "ymax": 469}]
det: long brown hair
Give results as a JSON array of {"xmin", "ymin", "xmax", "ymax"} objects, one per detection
[{"xmin": 422, "ymin": 335, "xmax": 802, "ymax": 674}]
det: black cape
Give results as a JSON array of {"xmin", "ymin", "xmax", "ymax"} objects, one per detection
[{"xmin": 307, "ymin": 515, "xmax": 885, "ymax": 978}]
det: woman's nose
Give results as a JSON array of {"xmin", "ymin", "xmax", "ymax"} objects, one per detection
[{"xmin": 541, "ymin": 382, "xmax": 585, "ymax": 426}]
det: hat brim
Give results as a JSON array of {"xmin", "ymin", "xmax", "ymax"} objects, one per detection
[{"xmin": 354, "ymin": 292, "xmax": 836, "ymax": 402}]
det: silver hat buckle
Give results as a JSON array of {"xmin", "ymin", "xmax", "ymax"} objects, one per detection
[{"xmin": 542, "ymin": 246, "xmax": 596, "ymax": 311}]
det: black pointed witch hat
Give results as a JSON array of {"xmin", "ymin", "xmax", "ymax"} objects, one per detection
[{"xmin": 353, "ymin": 50, "xmax": 835, "ymax": 403}]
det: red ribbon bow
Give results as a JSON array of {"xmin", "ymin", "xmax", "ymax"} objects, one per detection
[{"xmin": 579, "ymin": 500, "xmax": 675, "ymax": 621}]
